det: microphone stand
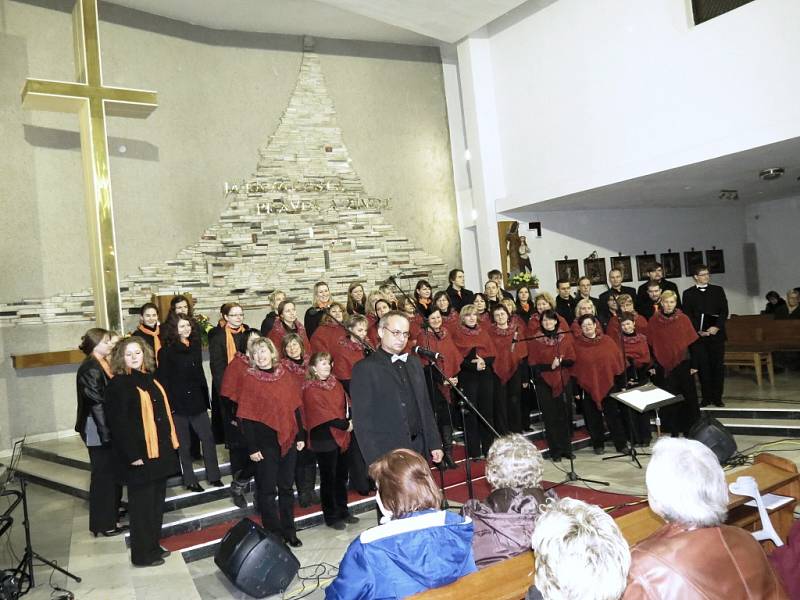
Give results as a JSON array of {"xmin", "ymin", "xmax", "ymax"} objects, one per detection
[
  {"xmin": 386, "ymin": 275, "xmax": 431, "ymax": 330},
  {"xmin": 518, "ymin": 330, "xmax": 609, "ymax": 489},
  {"xmin": 319, "ymin": 307, "xmax": 375, "ymax": 356},
  {"xmin": 429, "ymin": 360, "xmax": 498, "ymax": 501}
]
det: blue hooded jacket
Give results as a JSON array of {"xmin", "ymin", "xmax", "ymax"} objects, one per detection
[{"xmin": 325, "ymin": 509, "xmax": 476, "ymax": 599}]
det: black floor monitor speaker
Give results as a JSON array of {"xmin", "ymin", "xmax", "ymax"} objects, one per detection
[
  {"xmin": 214, "ymin": 518, "xmax": 300, "ymax": 598},
  {"xmin": 689, "ymin": 415, "xmax": 737, "ymax": 464}
]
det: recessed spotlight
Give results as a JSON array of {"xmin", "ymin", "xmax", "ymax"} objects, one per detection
[
  {"xmin": 759, "ymin": 167, "xmax": 784, "ymax": 180},
  {"xmin": 718, "ymin": 189, "xmax": 739, "ymax": 201}
]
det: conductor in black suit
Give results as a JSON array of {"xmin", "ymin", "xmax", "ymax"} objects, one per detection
[
  {"xmin": 351, "ymin": 311, "xmax": 444, "ymax": 467},
  {"xmin": 682, "ymin": 264, "xmax": 729, "ymax": 407}
]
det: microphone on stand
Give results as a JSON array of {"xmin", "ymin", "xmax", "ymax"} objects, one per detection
[
  {"xmin": 412, "ymin": 346, "xmax": 442, "ymax": 361},
  {"xmin": 511, "ymin": 330, "xmax": 519, "ymax": 352}
]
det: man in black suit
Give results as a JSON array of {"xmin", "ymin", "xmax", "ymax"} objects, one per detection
[
  {"xmin": 638, "ymin": 281, "xmax": 663, "ymax": 319},
  {"xmin": 682, "ymin": 264, "xmax": 729, "ymax": 407},
  {"xmin": 555, "ymin": 278, "xmax": 577, "ymax": 324},
  {"xmin": 445, "ymin": 268, "xmax": 475, "ymax": 312},
  {"xmin": 488, "ymin": 269, "xmax": 514, "ymax": 301},
  {"xmin": 637, "ymin": 263, "xmax": 680, "ymax": 310},
  {"xmin": 598, "ymin": 268, "xmax": 637, "ymax": 321},
  {"xmin": 351, "ymin": 311, "xmax": 443, "ymax": 467},
  {"xmin": 575, "ymin": 276, "xmax": 601, "ymax": 315}
]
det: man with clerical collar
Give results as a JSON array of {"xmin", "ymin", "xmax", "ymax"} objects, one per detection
[
  {"xmin": 350, "ymin": 310, "xmax": 443, "ymax": 468},
  {"xmin": 682, "ymin": 264, "xmax": 729, "ymax": 407},
  {"xmin": 446, "ymin": 268, "xmax": 475, "ymax": 312},
  {"xmin": 555, "ymin": 278, "xmax": 578, "ymax": 324},
  {"xmin": 574, "ymin": 276, "xmax": 602, "ymax": 315},
  {"xmin": 638, "ymin": 281, "xmax": 663, "ymax": 319},
  {"xmin": 599, "ymin": 269, "xmax": 637, "ymax": 321},
  {"xmin": 488, "ymin": 269, "xmax": 514, "ymax": 301},
  {"xmin": 637, "ymin": 263, "xmax": 680, "ymax": 310}
]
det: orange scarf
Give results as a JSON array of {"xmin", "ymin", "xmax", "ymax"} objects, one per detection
[
  {"xmin": 225, "ymin": 325, "xmax": 244, "ymax": 364},
  {"xmin": 181, "ymin": 338, "xmax": 190, "ymax": 347},
  {"xmin": 137, "ymin": 380, "xmax": 179, "ymax": 459},
  {"xmin": 418, "ymin": 298, "xmax": 432, "ymax": 309},
  {"xmin": 94, "ymin": 354, "xmax": 114, "ymax": 379},
  {"xmin": 137, "ymin": 324, "xmax": 161, "ymax": 363}
]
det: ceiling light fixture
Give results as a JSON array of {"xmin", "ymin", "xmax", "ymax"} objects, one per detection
[
  {"xmin": 759, "ymin": 167, "xmax": 784, "ymax": 180},
  {"xmin": 718, "ymin": 189, "xmax": 739, "ymax": 201}
]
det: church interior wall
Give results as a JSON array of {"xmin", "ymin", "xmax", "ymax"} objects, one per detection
[
  {"xmin": 510, "ymin": 204, "xmax": 753, "ymax": 313},
  {"xmin": 485, "ymin": 0, "xmax": 800, "ymax": 212},
  {"xmin": 0, "ymin": 0, "xmax": 460, "ymax": 449}
]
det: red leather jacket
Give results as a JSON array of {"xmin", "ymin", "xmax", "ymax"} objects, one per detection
[{"xmin": 623, "ymin": 523, "xmax": 787, "ymax": 599}]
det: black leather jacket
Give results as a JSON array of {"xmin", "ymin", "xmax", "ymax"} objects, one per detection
[{"xmin": 75, "ymin": 356, "xmax": 111, "ymax": 444}]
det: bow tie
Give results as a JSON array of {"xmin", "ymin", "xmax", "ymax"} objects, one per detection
[
  {"xmin": 697, "ymin": 285, "xmax": 708, "ymax": 290},
  {"xmin": 391, "ymin": 353, "xmax": 408, "ymax": 363}
]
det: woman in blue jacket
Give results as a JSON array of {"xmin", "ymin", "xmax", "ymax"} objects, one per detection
[{"xmin": 326, "ymin": 448, "xmax": 476, "ymax": 599}]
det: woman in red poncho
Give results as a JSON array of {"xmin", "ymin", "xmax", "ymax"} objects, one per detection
[
  {"xmin": 329, "ymin": 314, "xmax": 373, "ymax": 494},
  {"xmin": 416, "ymin": 308, "xmax": 462, "ymax": 469},
  {"xmin": 302, "ymin": 352, "xmax": 360, "ymax": 530},
  {"xmin": 488, "ymin": 304, "xmax": 528, "ymax": 436},
  {"xmin": 220, "ymin": 336, "xmax": 305, "ymax": 548},
  {"xmin": 605, "ymin": 293, "xmax": 648, "ymax": 342},
  {"xmin": 646, "ymin": 290, "xmax": 700, "ymax": 436},
  {"xmin": 310, "ymin": 302, "xmax": 346, "ymax": 354},
  {"xmin": 570, "ymin": 299, "xmax": 601, "ymax": 337},
  {"xmin": 367, "ymin": 299, "xmax": 392, "ymax": 348},
  {"xmin": 572, "ymin": 314, "xmax": 629, "ymax": 455},
  {"xmin": 528, "ymin": 310, "xmax": 576, "ymax": 462},
  {"xmin": 473, "ymin": 293, "xmax": 491, "ymax": 326},
  {"xmin": 400, "ymin": 297, "xmax": 424, "ymax": 351},
  {"xmin": 452, "ymin": 304, "xmax": 497, "ymax": 458},
  {"xmin": 267, "ymin": 300, "xmax": 311, "ymax": 357},
  {"xmin": 618, "ymin": 312, "xmax": 654, "ymax": 446}
]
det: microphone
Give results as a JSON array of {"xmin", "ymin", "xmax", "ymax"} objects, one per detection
[
  {"xmin": 511, "ymin": 330, "xmax": 518, "ymax": 352},
  {"xmin": 412, "ymin": 346, "xmax": 442, "ymax": 361}
]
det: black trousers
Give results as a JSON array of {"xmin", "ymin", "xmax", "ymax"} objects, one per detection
[
  {"xmin": 316, "ymin": 446, "xmax": 351, "ymax": 525},
  {"xmin": 295, "ymin": 448, "xmax": 318, "ymax": 499},
  {"xmin": 520, "ymin": 366, "xmax": 536, "ymax": 431},
  {"xmin": 534, "ymin": 380, "xmax": 572, "ymax": 459},
  {"xmin": 582, "ymin": 392, "xmax": 628, "ymax": 451},
  {"xmin": 657, "ymin": 361, "xmax": 701, "ymax": 436},
  {"xmin": 690, "ymin": 338, "xmax": 725, "ymax": 405},
  {"xmin": 459, "ymin": 369, "xmax": 495, "ymax": 458},
  {"xmin": 87, "ymin": 446, "xmax": 122, "ymax": 533},
  {"xmin": 252, "ymin": 445, "xmax": 297, "ymax": 538},
  {"xmin": 127, "ymin": 478, "xmax": 167, "ymax": 565},
  {"xmin": 230, "ymin": 445, "xmax": 255, "ymax": 483},
  {"xmin": 174, "ymin": 412, "xmax": 221, "ymax": 486},
  {"xmin": 493, "ymin": 369, "xmax": 522, "ymax": 435}
]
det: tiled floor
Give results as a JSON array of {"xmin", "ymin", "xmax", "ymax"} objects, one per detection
[{"xmin": 2, "ymin": 369, "xmax": 799, "ymax": 599}]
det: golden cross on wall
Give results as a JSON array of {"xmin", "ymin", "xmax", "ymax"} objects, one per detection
[{"xmin": 21, "ymin": 0, "xmax": 158, "ymax": 332}]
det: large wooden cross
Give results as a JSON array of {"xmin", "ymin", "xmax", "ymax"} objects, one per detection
[{"xmin": 21, "ymin": 0, "xmax": 158, "ymax": 332}]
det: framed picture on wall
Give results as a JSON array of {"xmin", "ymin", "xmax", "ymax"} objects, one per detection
[
  {"xmin": 684, "ymin": 250, "xmax": 704, "ymax": 276},
  {"xmin": 635, "ymin": 254, "xmax": 658, "ymax": 282},
  {"xmin": 583, "ymin": 257, "xmax": 606, "ymax": 285},
  {"xmin": 555, "ymin": 259, "xmax": 580, "ymax": 286},
  {"xmin": 660, "ymin": 252, "xmax": 682, "ymax": 278},
  {"xmin": 706, "ymin": 248, "xmax": 725, "ymax": 274},
  {"xmin": 610, "ymin": 255, "xmax": 633, "ymax": 283}
]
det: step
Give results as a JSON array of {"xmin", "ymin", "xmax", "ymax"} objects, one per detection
[
  {"xmin": 702, "ymin": 406, "xmax": 800, "ymax": 421},
  {"xmin": 714, "ymin": 418, "xmax": 800, "ymax": 438},
  {"xmin": 11, "ymin": 455, "xmax": 90, "ymax": 500}
]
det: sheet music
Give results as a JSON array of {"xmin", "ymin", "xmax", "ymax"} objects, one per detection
[
  {"xmin": 615, "ymin": 386, "xmax": 675, "ymax": 412},
  {"xmin": 744, "ymin": 493, "xmax": 794, "ymax": 510}
]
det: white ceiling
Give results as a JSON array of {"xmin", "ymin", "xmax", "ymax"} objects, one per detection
[
  {"xmin": 507, "ymin": 136, "xmax": 800, "ymax": 213},
  {"xmin": 104, "ymin": 0, "xmax": 531, "ymax": 45}
]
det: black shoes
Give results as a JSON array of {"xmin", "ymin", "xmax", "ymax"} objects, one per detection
[
  {"xmin": 92, "ymin": 525, "xmax": 128, "ymax": 537},
  {"xmin": 343, "ymin": 514, "xmax": 360, "ymax": 524},
  {"xmin": 159, "ymin": 546, "xmax": 171, "ymax": 558},
  {"xmin": 186, "ymin": 482, "xmax": 204, "ymax": 493},
  {"xmin": 593, "ymin": 446, "xmax": 605, "ymax": 455},
  {"xmin": 133, "ymin": 558, "xmax": 165, "ymax": 568},
  {"xmin": 551, "ymin": 456, "xmax": 562, "ymax": 463},
  {"xmin": 297, "ymin": 493, "xmax": 313, "ymax": 508},
  {"xmin": 327, "ymin": 521, "xmax": 346, "ymax": 531},
  {"xmin": 208, "ymin": 480, "xmax": 224, "ymax": 488},
  {"xmin": 283, "ymin": 534, "xmax": 302, "ymax": 548},
  {"xmin": 230, "ymin": 479, "xmax": 248, "ymax": 508}
]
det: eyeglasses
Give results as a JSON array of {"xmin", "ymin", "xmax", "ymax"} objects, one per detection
[{"xmin": 384, "ymin": 328, "xmax": 410, "ymax": 339}]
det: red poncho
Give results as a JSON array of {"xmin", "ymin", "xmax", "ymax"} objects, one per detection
[
  {"xmin": 220, "ymin": 353, "xmax": 250, "ymax": 402},
  {"xmin": 330, "ymin": 335, "xmax": 367, "ymax": 381},
  {"xmin": 310, "ymin": 321, "xmax": 346, "ymax": 354},
  {"xmin": 572, "ymin": 333, "xmax": 625, "ymax": 408},
  {"xmin": 441, "ymin": 310, "xmax": 460, "ymax": 333},
  {"xmin": 526, "ymin": 315, "xmax": 569, "ymax": 360},
  {"xmin": 606, "ymin": 313, "xmax": 649, "ymax": 342},
  {"xmin": 280, "ymin": 357, "xmax": 309, "ymax": 385},
  {"xmin": 622, "ymin": 332, "xmax": 651, "ymax": 368},
  {"xmin": 647, "ymin": 309, "xmax": 698, "ymax": 375},
  {"xmin": 221, "ymin": 361, "xmax": 302, "ymax": 456},
  {"xmin": 527, "ymin": 331, "xmax": 576, "ymax": 397},
  {"xmin": 302, "ymin": 377, "xmax": 350, "ymax": 452},
  {"xmin": 415, "ymin": 327, "xmax": 462, "ymax": 380},
  {"xmin": 451, "ymin": 323, "xmax": 496, "ymax": 361},
  {"xmin": 489, "ymin": 323, "xmax": 528, "ymax": 384},
  {"xmin": 268, "ymin": 319, "xmax": 311, "ymax": 356},
  {"xmin": 403, "ymin": 314, "xmax": 424, "ymax": 353}
]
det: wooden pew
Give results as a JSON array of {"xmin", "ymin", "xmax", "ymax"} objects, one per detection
[
  {"xmin": 724, "ymin": 315, "xmax": 800, "ymax": 385},
  {"xmin": 412, "ymin": 453, "xmax": 799, "ymax": 600}
]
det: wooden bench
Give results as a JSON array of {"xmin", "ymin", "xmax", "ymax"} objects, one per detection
[
  {"xmin": 724, "ymin": 350, "xmax": 774, "ymax": 386},
  {"xmin": 412, "ymin": 453, "xmax": 799, "ymax": 600},
  {"xmin": 724, "ymin": 315, "xmax": 800, "ymax": 385}
]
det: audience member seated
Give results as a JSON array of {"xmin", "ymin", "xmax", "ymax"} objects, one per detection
[
  {"xmin": 528, "ymin": 497, "xmax": 630, "ymax": 600},
  {"xmin": 763, "ymin": 290, "xmax": 786, "ymax": 315},
  {"xmin": 774, "ymin": 289, "xmax": 800, "ymax": 320},
  {"xmin": 622, "ymin": 437, "xmax": 787, "ymax": 599},
  {"xmin": 462, "ymin": 434, "xmax": 555, "ymax": 569},
  {"xmin": 325, "ymin": 449, "xmax": 476, "ymax": 599}
]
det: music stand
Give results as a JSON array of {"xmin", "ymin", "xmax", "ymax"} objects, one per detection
[{"xmin": 603, "ymin": 384, "xmax": 684, "ymax": 468}]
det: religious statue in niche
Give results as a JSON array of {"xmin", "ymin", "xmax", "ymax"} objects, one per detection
[
  {"xmin": 635, "ymin": 254, "xmax": 658, "ymax": 282},
  {"xmin": 583, "ymin": 257, "xmax": 606, "ymax": 285},
  {"xmin": 706, "ymin": 248, "xmax": 725, "ymax": 274},
  {"xmin": 518, "ymin": 236, "xmax": 532, "ymax": 273},
  {"xmin": 684, "ymin": 250, "xmax": 704, "ymax": 276},
  {"xmin": 611, "ymin": 256, "xmax": 633, "ymax": 283},
  {"xmin": 555, "ymin": 259, "xmax": 580, "ymax": 286},
  {"xmin": 660, "ymin": 252, "xmax": 682, "ymax": 278}
]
